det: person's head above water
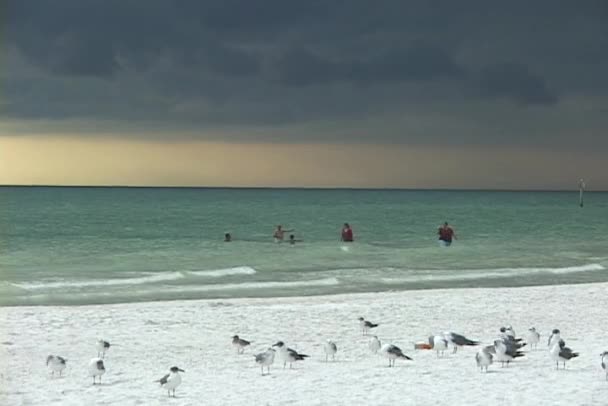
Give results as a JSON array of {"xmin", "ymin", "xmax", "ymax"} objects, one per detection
[
  {"xmin": 289, "ymin": 234, "xmax": 295, "ymax": 240},
  {"xmin": 276, "ymin": 225, "xmax": 282, "ymax": 230},
  {"xmin": 224, "ymin": 233, "xmax": 231, "ymax": 242},
  {"xmin": 344, "ymin": 223, "xmax": 350, "ymax": 228},
  {"xmin": 444, "ymin": 222, "xmax": 449, "ymax": 227}
]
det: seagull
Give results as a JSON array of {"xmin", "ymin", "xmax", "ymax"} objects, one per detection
[
  {"xmin": 358, "ymin": 317, "xmax": 379, "ymax": 335},
  {"xmin": 499, "ymin": 331, "xmax": 527, "ymax": 351},
  {"xmin": 88, "ymin": 358, "xmax": 105, "ymax": 385},
  {"xmin": 380, "ymin": 344, "xmax": 413, "ymax": 367},
  {"xmin": 369, "ymin": 336, "xmax": 381, "ymax": 354},
  {"xmin": 96, "ymin": 339, "xmax": 111, "ymax": 358},
  {"xmin": 157, "ymin": 366, "xmax": 184, "ymax": 397},
  {"xmin": 499, "ymin": 326, "xmax": 522, "ymax": 342},
  {"xmin": 443, "ymin": 332, "xmax": 480, "ymax": 353},
  {"xmin": 272, "ymin": 341, "xmax": 309, "ymax": 369},
  {"xmin": 428, "ymin": 335, "xmax": 448, "ymax": 357},
  {"xmin": 324, "ymin": 340, "xmax": 337, "ymax": 362},
  {"xmin": 601, "ymin": 351, "xmax": 608, "ymax": 381},
  {"xmin": 46, "ymin": 355, "xmax": 67, "ymax": 376},
  {"xmin": 475, "ymin": 346, "xmax": 494, "ymax": 372},
  {"xmin": 527, "ymin": 327, "xmax": 540, "ymax": 350},
  {"xmin": 493, "ymin": 339, "xmax": 525, "ymax": 367},
  {"xmin": 254, "ymin": 348, "xmax": 275, "ymax": 375},
  {"xmin": 232, "ymin": 335, "xmax": 251, "ymax": 354},
  {"xmin": 547, "ymin": 329, "xmax": 561, "ymax": 348},
  {"xmin": 550, "ymin": 339, "xmax": 579, "ymax": 369}
]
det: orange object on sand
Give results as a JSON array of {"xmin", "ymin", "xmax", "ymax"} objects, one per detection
[{"xmin": 414, "ymin": 343, "xmax": 432, "ymax": 350}]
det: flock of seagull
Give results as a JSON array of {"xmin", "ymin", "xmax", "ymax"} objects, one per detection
[{"xmin": 44, "ymin": 319, "xmax": 608, "ymax": 398}]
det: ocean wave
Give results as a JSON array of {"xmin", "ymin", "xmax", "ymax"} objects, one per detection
[
  {"xmin": 380, "ymin": 263, "xmax": 605, "ymax": 284},
  {"xmin": 12, "ymin": 271, "xmax": 185, "ymax": 290},
  {"xmin": 186, "ymin": 266, "xmax": 257, "ymax": 277},
  {"xmin": 160, "ymin": 277, "xmax": 340, "ymax": 292}
]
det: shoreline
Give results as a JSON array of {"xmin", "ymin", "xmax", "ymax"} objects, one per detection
[{"xmin": 3, "ymin": 275, "xmax": 607, "ymax": 308}]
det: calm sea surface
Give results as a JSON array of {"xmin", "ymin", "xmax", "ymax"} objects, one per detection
[{"xmin": 1, "ymin": 187, "xmax": 607, "ymax": 306}]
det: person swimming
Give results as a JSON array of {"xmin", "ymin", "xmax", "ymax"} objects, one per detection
[
  {"xmin": 224, "ymin": 233, "xmax": 232, "ymax": 242},
  {"xmin": 273, "ymin": 225, "xmax": 293, "ymax": 242},
  {"xmin": 438, "ymin": 222, "xmax": 456, "ymax": 246},
  {"xmin": 288, "ymin": 234, "xmax": 303, "ymax": 245},
  {"xmin": 341, "ymin": 223, "xmax": 354, "ymax": 242}
]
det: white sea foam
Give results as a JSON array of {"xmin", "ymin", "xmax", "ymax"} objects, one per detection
[
  {"xmin": 380, "ymin": 263, "xmax": 605, "ymax": 284},
  {"xmin": 12, "ymin": 271, "xmax": 185, "ymax": 290},
  {"xmin": 159, "ymin": 277, "xmax": 340, "ymax": 292},
  {"xmin": 187, "ymin": 266, "xmax": 257, "ymax": 277}
]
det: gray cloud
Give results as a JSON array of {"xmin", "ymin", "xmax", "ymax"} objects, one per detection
[
  {"xmin": 3, "ymin": 0, "xmax": 608, "ymax": 147},
  {"xmin": 476, "ymin": 63, "xmax": 557, "ymax": 105}
]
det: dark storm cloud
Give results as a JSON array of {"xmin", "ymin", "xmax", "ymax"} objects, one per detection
[
  {"xmin": 275, "ymin": 44, "xmax": 462, "ymax": 87},
  {"xmin": 476, "ymin": 63, "xmax": 557, "ymax": 105},
  {"xmin": 2, "ymin": 0, "xmax": 608, "ymax": 146}
]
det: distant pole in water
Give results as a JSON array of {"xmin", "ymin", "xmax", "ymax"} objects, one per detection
[{"xmin": 578, "ymin": 179, "xmax": 585, "ymax": 207}]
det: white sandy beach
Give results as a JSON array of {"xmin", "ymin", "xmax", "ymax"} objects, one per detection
[{"xmin": 1, "ymin": 282, "xmax": 607, "ymax": 405}]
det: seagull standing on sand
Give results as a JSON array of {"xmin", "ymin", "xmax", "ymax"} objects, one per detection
[
  {"xmin": 527, "ymin": 328, "xmax": 540, "ymax": 350},
  {"xmin": 46, "ymin": 355, "xmax": 67, "ymax": 376},
  {"xmin": 475, "ymin": 346, "xmax": 494, "ymax": 372},
  {"xmin": 601, "ymin": 351, "xmax": 608, "ymax": 381},
  {"xmin": 428, "ymin": 335, "xmax": 448, "ymax": 357},
  {"xmin": 232, "ymin": 335, "xmax": 251, "ymax": 354},
  {"xmin": 380, "ymin": 344, "xmax": 413, "ymax": 367},
  {"xmin": 493, "ymin": 339, "xmax": 525, "ymax": 367},
  {"xmin": 272, "ymin": 341, "xmax": 309, "ymax": 369},
  {"xmin": 88, "ymin": 358, "xmax": 105, "ymax": 385},
  {"xmin": 549, "ymin": 339, "xmax": 579, "ymax": 369},
  {"xmin": 157, "ymin": 366, "xmax": 184, "ymax": 397},
  {"xmin": 254, "ymin": 348, "xmax": 275, "ymax": 375},
  {"xmin": 324, "ymin": 340, "xmax": 337, "ymax": 362},
  {"xmin": 443, "ymin": 332, "xmax": 480, "ymax": 353},
  {"xmin": 96, "ymin": 339, "xmax": 111, "ymax": 358},
  {"xmin": 547, "ymin": 329, "xmax": 561, "ymax": 348},
  {"xmin": 358, "ymin": 317, "xmax": 379, "ymax": 335},
  {"xmin": 369, "ymin": 336, "xmax": 381, "ymax": 354}
]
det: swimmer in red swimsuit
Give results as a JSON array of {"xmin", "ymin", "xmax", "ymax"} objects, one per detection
[
  {"xmin": 341, "ymin": 223, "xmax": 354, "ymax": 242},
  {"xmin": 438, "ymin": 222, "xmax": 456, "ymax": 246}
]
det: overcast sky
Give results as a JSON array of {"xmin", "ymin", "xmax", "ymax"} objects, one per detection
[{"xmin": 2, "ymin": 1, "xmax": 607, "ymax": 188}]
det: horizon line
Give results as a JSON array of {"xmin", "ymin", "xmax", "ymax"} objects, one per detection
[{"xmin": 0, "ymin": 184, "xmax": 606, "ymax": 193}]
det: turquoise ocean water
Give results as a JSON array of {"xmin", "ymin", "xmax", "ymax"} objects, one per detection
[{"xmin": 1, "ymin": 187, "xmax": 607, "ymax": 306}]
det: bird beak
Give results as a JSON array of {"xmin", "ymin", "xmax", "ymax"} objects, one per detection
[
  {"xmin": 178, "ymin": 369, "xmax": 185, "ymax": 373},
  {"xmin": 272, "ymin": 342, "xmax": 279, "ymax": 347}
]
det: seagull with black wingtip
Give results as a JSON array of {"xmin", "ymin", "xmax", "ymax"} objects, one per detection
[
  {"xmin": 358, "ymin": 317, "xmax": 379, "ymax": 336},
  {"xmin": 232, "ymin": 335, "xmax": 251, "ymax": 354},
  {"xmin": 380, "ymin": 343, "xmax": 413, "ymax": 367},
  {"xmin": 157, "ymin": 366, "xmax": 185, "ymax": 397},
  {"xmin": 272, "ymin": 341, "xmax": 309, "ymax": 369},
  {"xmin": 443, "ymin": 332, "xmax": 480, "ymax": 353},
  {"xmin": 550, "ymin": 339, "xmax": 579, "ymax": 370}
]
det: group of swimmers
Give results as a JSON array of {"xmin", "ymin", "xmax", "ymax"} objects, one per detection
[{"xmin": 223, "ymin": 222, "xmax": 456, "ymax": 246}]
